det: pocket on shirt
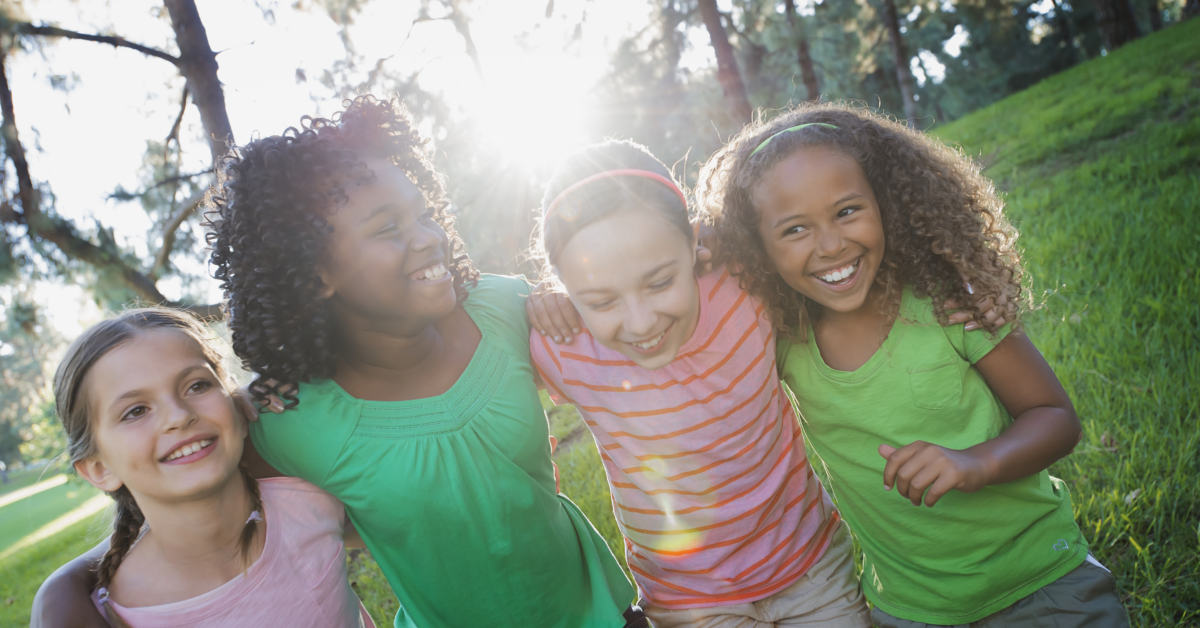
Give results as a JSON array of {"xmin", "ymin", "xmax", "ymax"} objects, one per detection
[{"xmin": 907, "ymin": 360, "xmax": 963, "ymax": 410}]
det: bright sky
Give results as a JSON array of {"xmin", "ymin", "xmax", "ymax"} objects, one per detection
[{"xmin": 5, "ymin": 0, "xmax": 654, "ymax": 337}]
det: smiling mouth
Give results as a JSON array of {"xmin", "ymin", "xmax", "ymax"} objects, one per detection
[
  {"xmin": 162, "ymin": 438, "xmax": 214, "ymax": 462},
  {"xmin": 814, "ymin": 258, "xmax": 861, "ymax": 286},
  {"xmin": 409, "ymin": 262, "xmax": 448, "ymax": 282},
  {"xmin": 627, "ymin": 326, "xmax": 670, "ymax": 353}
]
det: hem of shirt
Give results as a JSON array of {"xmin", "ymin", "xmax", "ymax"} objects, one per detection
[
  {"xmin": 639, "ymin": 513, "xmax": 837, "ymax": 611},
  {"xmin": 864, "ymin": 547, "xmax": 1087, "ymax": 625}
]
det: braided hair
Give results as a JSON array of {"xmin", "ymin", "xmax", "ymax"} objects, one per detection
[
  {"xmin": 52, "ymin": 308, "xmax": 264, "ymax": 594},
  {"xmin": 206, "ymin": 96, "xmax": 478, "ymax": 407},
  {"xmin": 697, "ymin": 101, "xmax": 1024, "ymax": 341}
]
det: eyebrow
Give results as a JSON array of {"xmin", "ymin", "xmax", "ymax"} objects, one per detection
[
  {"xmin": 771, "ymin": 193, "xmax": 866, "ymax": 229},
  {"xmin": 359, "ymin": 203, "xmax": 399, "ymax": 224},
  {"xmin": 105, "ymin": 364, "xmax": 211, "ymax": 412},
  {"xmin": 573, "ymin": 261, "xmax": 679, "ymax": 296}
]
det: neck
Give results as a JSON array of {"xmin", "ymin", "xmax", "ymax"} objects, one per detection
[
  {"xmin": 332, "ymin": 303, "xmax": 447, "ymax": 375},
  {"xmin": 132, "ymin": 473, "xmax": 256, "ymax": 569},
  {"xmin": 815, "ymin": 286, "xmax": 892, "ymax": 331}
]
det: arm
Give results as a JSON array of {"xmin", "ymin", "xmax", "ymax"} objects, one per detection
[
  {"xmin": 881, "ymin": 333, "xmax": 1081, "ymax": 507},
  {"xmin": 30, "ymin": 540, "xmax": 110, "ymax": 628}
]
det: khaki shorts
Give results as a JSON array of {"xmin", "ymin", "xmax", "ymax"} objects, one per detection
[
  {"xmin": 869, "ymin": 556, "xmax": 1130, "ymax": 628},
  {"xmin": 644, "ymin": 522, "xmax": 871, "ymax": 628}
]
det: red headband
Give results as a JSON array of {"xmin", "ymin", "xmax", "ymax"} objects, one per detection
[{"xmin": 544, "ymin": 169, "xmax": 688, "ymax": 219}]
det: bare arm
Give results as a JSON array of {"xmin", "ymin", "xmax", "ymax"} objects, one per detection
[
  {"xmin": 30, "ymin": 540, "xmax": 109, "ymax": 628},
  {"xmin": 881, "ymin": 333, "xmax": 1080, "ymax": 506}
]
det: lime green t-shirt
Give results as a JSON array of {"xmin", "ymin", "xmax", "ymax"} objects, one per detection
[
  {"xmin": 250, "ymin": 274, "xmax": 634, "ymax": 628},
  {"xmin": 777, "ymin": 287, "xmax": 1086, "ymax": 625}
]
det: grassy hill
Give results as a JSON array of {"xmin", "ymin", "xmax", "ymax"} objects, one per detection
[{"xmin": 932, "ymin": 17, "xmax": 1199, "ymax": 625}]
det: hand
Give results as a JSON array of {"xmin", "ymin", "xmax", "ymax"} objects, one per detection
[
  {"xmin": 239, "ymin": 379, "xmax": 287, "ymax": 420},
  {"xmin": 878, "ymin": 442, "xmax": 993, "ymax": 507},
  {"xmin": 550, "ymin": 435, "xmax": 561, "ymax": 493},
  {"xmin": 527, "ymin": 285, "xmax": 581, "ymax": 345},
  {"xmin": 945, "ymin": 276, "xmax": 1008, "ymax": 332}
]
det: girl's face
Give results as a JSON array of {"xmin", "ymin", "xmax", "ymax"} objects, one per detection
[
  {"xmin": 555, "ymin": 209, "xmax": 700, "ymax": 370},
  {"xmin": 754, "ymin": 147, "xmax": 885, "ymax": 315},
  {"xmin": 317, "ymin": 158, "xmax": 456, "ymax": 330},
  {"xmin": 76, "ymin": 329, "xmax": 246, "ymax": 506}
]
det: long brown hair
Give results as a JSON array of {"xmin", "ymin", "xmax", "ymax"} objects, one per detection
[
  {"xmin": 53, "ymin": 308, "xmax": 263, "ymax": 591},
  {"xmin": 698, "ymin": 101, "xmax": 1024, "ymax": 340}
]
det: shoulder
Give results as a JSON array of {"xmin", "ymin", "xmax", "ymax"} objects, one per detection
[
  {"xmin": 897, "ymin": 286, "xmax": 1010, "ymax": 364},
  {"xmin": 257, "ymin": 477, "xmax": 346, "ymax": 531},
  {"xmin": 465, "ymin": 273, "xmax": 535, "ymax": 353},
  {"xmin": 249, "ymin": 381, "xmax": 359, "ymax": 486}
]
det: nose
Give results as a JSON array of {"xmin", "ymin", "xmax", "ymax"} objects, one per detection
[
  {"xmin": 622, "ymin": 297, "xmax": 658, "ymax": 338},
  {"xmin": 162, "ymin": 397, "xmax": 198, "ymax": 433},
  {"xmin": 815, "ymin": 225, "xmax": 846, "ymax": 259},
  {"xmin": 409, "ymin": 219, "xmax": 446, "ymax": 254}
]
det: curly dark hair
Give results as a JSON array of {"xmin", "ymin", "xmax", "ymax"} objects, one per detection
[
  {"xmin": 205, "ymin": 96, "xmax": 478, "ymax": 404},
  {"xmin": 697, "ymin": 101, "xmax": 1023, "ymax": 341},
  {"xmin": 531, "ymin": 139, "xmax": 692, "ymax": 286}
]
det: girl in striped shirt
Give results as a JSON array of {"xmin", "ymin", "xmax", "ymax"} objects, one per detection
[{"xmin": 526, "ymin": 139, "xmax": 871, "ymax": 628}]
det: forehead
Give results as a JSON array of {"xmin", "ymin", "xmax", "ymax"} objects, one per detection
[
  {"xmin": 86, "ymin": 329, "xmax": 209, "ymax": 398},
  {"xmin": 556, "ymin": 209, "xmax": 691, "ymax": 288},
  {"xmin": 335, "ymin": 158, "xmax": 425, "ymax": 217},
  {"xmin": 755, "ymin": 147, "xmax": 869, "ymax": 205}
]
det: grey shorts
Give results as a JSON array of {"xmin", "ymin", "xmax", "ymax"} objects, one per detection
[{"xmin": 870, "ymin": 556, "xmax": 1129, "ymax": 628}]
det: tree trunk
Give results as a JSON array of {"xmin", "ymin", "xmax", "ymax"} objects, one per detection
[
  {"xmin": 1091, "ymin": 0, "xmax": 1141, "ymax": 51},
  {"xmin": 1147, "ymin": 0, "xmax": 1163, "ymax": 31},
  {"xmin": 164, "ymin": 0, "xmax": 234, "ymax": 165},
  {"xmin": 1185, "ymin": 0, "xmax": 1200, "ymax": 20},
  {"xmin": 697, "ymin": 0, "xmax": 752, "ymax": 124},
  {"xmin": 783, "ymin": 0, "xmax": 820, "ymax": 102},
  {"xmin": 880, "ymin": 0, "xmax": 917, "ymax": 125}
]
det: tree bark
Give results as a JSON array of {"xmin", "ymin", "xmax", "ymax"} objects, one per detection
[
  {"xmin": 697, "ymin": 0, "xmax": 752, "ymax": 124},
  {"xmin": 11, "ymin": 23, "xmax": 181, "ymax": 65},
  {"xmin": 1091, "ymin": 0, "xmax": 1141, "ymax": 51},
  {"xmin": 447, "ymin": 0, "xmax": 486, "ymax": 82},
  {"xmin": 1147, "ymin": 0, "xmax": 1163, "ymax": 31},
  {"xmin": 880, "ymin": 0, "xmax": 917, "ymax": 125},
  {"xmin": 164, "ymin": 0, "xmax": 234, "ymax": 165},
  {"xmin": 783, "ymin": 0, "xmax": 820, "ymax": 101}
]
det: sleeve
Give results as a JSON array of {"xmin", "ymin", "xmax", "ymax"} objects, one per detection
[
  {"xmin": 943, "ymin": 319, "xmax": 1014, "ymax": 364},
  {"xmin": 466, "ymin": 274, "xmax": 536, "ymax": 356},
  {"xmin": 248, "ymin": 386, "xmax": 357, "ymax": 486},
  {"xmin": 529, "ymin": 331, "xmax": 572, "ymax": 406}
]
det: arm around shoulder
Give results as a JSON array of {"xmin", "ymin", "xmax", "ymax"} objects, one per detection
[{"xmin": 30, "ymin": 539, "xmax": 109, "ymax": 628}]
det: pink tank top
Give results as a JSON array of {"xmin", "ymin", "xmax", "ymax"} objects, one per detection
[{"xmin": 91, "ymin": 477, "xmax": 375, "ymax": 627}]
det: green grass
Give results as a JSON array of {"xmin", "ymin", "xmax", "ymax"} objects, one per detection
[
  {"xmin": 0, "ymin": 480, "xmax": 100, "ymax": 552},
  {"xmin": 0, "ymin": 517, "xmax": 109, "ymax": 627},
  {"xmin": 0, "ymin": 468, "xmax": 57, "ymax": 498},
  {"xmin": 930, "ymin": 18, "xmax": 1200, "ymax": 626}
]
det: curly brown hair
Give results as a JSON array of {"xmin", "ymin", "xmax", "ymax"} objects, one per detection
[
  {"xmin": 697, "ymin": 101, "xmax": 1023, "ymax": 341},
  {"xmin": 206, "ymin": 96, "xmax": 478, "ymax": 405}
]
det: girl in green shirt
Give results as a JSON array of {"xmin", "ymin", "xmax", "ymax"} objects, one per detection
[{"xmin": 698, "ymin": 103, "xmax": 1128, "ymax": 627}]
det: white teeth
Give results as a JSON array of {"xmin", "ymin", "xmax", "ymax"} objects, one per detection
[
  {"xmin": 631, "ymin": 331, "xmax": 666, "ymax": 350},
  {"xmin": 818, "ymin": 260, "xmax": 859, "ymax": 284},
  {"xmin": 417, "ymin": 263, "xmax": 447, "ymax": 280},
  {"xmin": 165, "ymin": 438, "xmax": 212, "ymax": 462}
]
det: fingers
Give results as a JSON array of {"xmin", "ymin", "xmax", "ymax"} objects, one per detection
[
  {"xmin": 881, "ymin": 442, "xmax": 922, "ymax": 490},
  {"xmin": 903, "ymin": 465, "xmax": 941, "ymax": 506},
  {"xmin": 235, "ymin": 393, "xmax": 261, "ymax": 423},
  {"xmin": 878, "ymin": 443, "xmax": 897, "ymax": 459},
  {"xmin": 694, "ymin": 246, "xmax": 715, "ymax": 276},
  {"xmin": 923, "ymin": 474, "xmax": 958, "ymax": 508},
  {"xmin": 529, "ymin": 294, "xmax": 575, "ymax": 343},
  {"xmin": 542, "ymin": 294, "xmax": 579, "ymax": 344}
]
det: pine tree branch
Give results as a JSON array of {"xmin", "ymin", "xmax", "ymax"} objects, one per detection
[
  {"xmin": 152, "ymin": 188, "xmax": 205, "ymax": 279},
  {"xmin": 12, "ymin": 22, "xmax": 181, "ymax": 66}
]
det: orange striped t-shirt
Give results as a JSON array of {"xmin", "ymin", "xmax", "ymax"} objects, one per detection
[{"xmin": 531, "ymin": 269, "xmax": 838, "ymax": 609}]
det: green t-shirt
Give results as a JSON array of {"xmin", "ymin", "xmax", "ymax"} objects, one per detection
[
  {"xmin": 250, "ymin": 274, "xmax": 634, "ymax": 628},
  {"xmin": 777, "ymin": 287, "xmax": 1086, "ymax": 625}
]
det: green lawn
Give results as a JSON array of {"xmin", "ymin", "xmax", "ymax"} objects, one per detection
[
  {"xmin": 0, "ymin": 467, "xmax": 57, "ymax": 498},
  {"xmin": 0, "ymin": 19, "xmax": 1195, "ymax": 628},
  {"xmin": 0, "ymin": 480, "xmax": 100, "ymax": 553}
]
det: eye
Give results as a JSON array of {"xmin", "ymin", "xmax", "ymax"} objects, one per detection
[
  {"xmin": 782, "ymin": 224, "xmax": 808, "ymax": 236},
  {"xmin": 586, "ymin": 299, "xmax": 616, "ymax": 311},
  {"xmin": 187, "ymin": 379, "xmax": 213, "ymax": 395},
  {"xmin": 375, "ymin": 222, "xmax": 399, "ymax": 236},
  {"xmin": 121, "ymin": 404, "xmax": 149, "ymax": 422},
  {"xmin": 649, "ymin": 277, "xmax": 674, "ymax": 291},
  {"xmin": 837, "ymin": 206, "xmax": 861, "ymax": 219}
]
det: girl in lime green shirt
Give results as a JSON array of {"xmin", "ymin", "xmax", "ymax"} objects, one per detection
[{"xmin": 700, "ymin": 103, "xmax": 1128, "ymax": 627}]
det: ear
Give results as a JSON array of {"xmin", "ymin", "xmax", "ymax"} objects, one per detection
[
  {"xmin": 314, "ymin": 264, "xmax": 337, "ymax": 299},
  {"xmin": 75, "ymin": 457, "xmax": 124, "ymax": 493}
]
